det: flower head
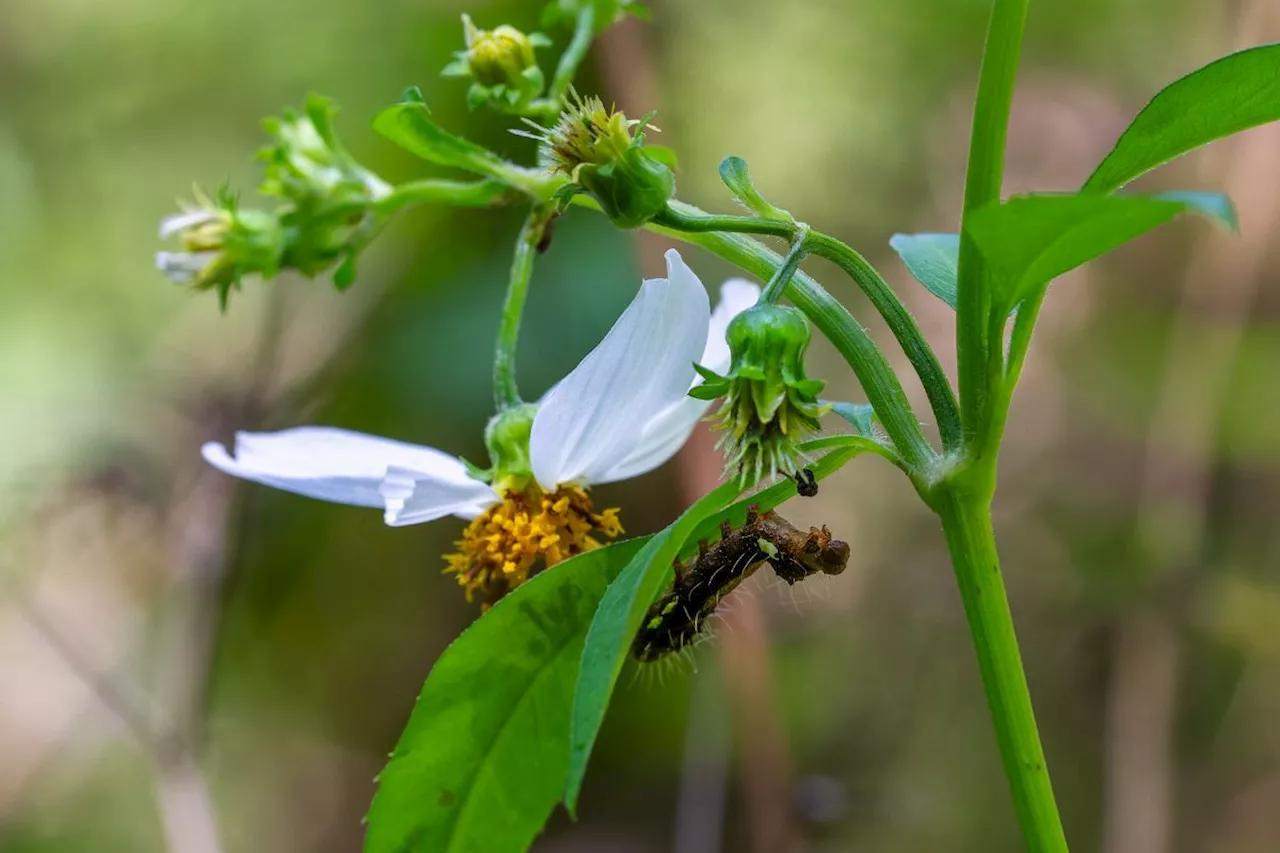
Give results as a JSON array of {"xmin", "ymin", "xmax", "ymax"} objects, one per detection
[
  {"xmin": 201, "ymin": 250, "xmax": 758, "ymax": 603},
  {"xmin": 156, "ymin": 188, "xmax": 285, "ymax": 307},
  {"xmin": 444, "ymin": 15, "xmax": 548, "ymax": 112},
  {"xmin": 519, "ymin": 91, "xmax": 675, "ymax": 229},
  {"xmin": 691, "ymin": 303, "xmax": 829, "ymax": 483}
]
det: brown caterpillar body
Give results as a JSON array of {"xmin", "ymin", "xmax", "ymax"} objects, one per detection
[{"xmin": 632, "ymin": 506, "xmax": 850, "ymax": 662}]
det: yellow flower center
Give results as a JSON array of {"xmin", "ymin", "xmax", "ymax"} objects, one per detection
[{"xmin": 444, "ymin": 484, "xmax": 623, "ymax": 607}]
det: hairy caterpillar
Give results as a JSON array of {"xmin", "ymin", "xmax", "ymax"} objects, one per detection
[{"xmin": 632, "ymin": 506, "xmax": 850, "ymax": 662}]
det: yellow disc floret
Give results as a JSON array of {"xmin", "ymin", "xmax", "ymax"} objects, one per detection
[{"xmin": 445, "ymin": 484, "xmax": 623, "ymax": 607}]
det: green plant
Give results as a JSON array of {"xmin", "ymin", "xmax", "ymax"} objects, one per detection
[{"xmin": 161, "ymin": 2, "xmax": 1280, "ymax": 849}]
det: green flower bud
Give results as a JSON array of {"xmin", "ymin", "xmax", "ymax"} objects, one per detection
[
  {"xmin": 484, "ymin": 403, "xmax": 539, "ymax": 493},
  {"xmin": 156, "ymin": 189, "xmax": 285, "ymax": 308},
  {"xmin": 527, "ymin": 92, "xmax": 675, "ymax": 228},
  {"xmin": 691, "ymin": 304, "xmax": 829, "ymax": 483},
  {"xmin": 445, "ymin": 16, "xmax": 548, "ymax": 112}
]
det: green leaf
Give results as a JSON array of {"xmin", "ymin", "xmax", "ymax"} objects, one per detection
[
  {"xmin": 364, "ymin": 538, "xmax": 647, "ymax": 853},
  {"xmin": 964, "ymin": 191, "xmax": 1236, "ymax": 312},
  {"xmin": 1085, "ymin": 43, "xmax": 1280, "ymax": 193},
  {"xmin": 373, "ymin": 98, "xmax": 511, "ymax": 179},
  {"xmin": 826, "ymin": 401, "xmax": 876, "ymax": 437},
  {"xmin": 565, "ymin": 435, "xmax": 878, "ymax": 812},
  {"xmin": 888, "ymin": 233, "xmax": 959, "ymax": 309},
  {"xmin": 718, "ymin": 156, "xmax": 792, "ymax": 222}
]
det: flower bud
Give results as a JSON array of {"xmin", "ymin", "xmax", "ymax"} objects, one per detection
[
  {"xmin": 690, "ymin": 304, "xmax": 829, "ymax": 483},
  {"xmin": 156, "ymin": 190, "xmax": 285, "ymax": 307},
  {"xmin": 529, "ymin": 93, "xmax": 675, "ymax": 228},
  {"xmin": 445, "ymin": 16, "xmax": 547, "ymax": 112},
  {"xmin": 484, "ymin": 403, "xmax": 538, "ymax": 493}
]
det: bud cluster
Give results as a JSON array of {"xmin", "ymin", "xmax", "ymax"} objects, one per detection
[{"xmin": 156, "ymin": 97, "xmax": 390, "ymax": 306}]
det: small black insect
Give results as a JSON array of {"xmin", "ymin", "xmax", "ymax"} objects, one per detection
[
  {"xmin": 632, "ymin": 506, "xmax": 850, "ymax": 662},
  {"xmin": 795, "ymin": 467, "xmax": 819, "ymax": 497}
]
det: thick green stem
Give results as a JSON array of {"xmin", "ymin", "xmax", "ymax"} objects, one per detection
[
  {"xmin": 936, "ymin": 490, "xmax": 1069, "ymax": 853},
  {"xmin": 956, "ymin": 0, "xmax": 1028, "ymax": 449},
  {"xmin": 492, "ymin": 208, "xmax": 546, "ymax": 410},
  {"xmin": 548, "ymin": 4, "xmax": 596, "ymax": 106}
]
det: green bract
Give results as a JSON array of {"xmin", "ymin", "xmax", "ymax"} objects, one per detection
[
  {"xmin": 692, "ymin": 303, "xmax": 828, "ymax": 482},
  {"xmin": 483, "ymin": 403, "xmax": 538, "ymax": 491}
]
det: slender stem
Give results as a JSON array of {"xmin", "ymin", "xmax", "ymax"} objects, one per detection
[
  {"xmin": 935, "ymin": 490, "xmax": 1070, "ymax": 853},
  {"xmin": 374, "ymin": 178, "xmax": 513, "ymax": 214},
  {"xmin": 643, "ymin": 203, "xmax": 937, "ymax": 475},
  {"xmin": 549, "ymin": 4, "xmax": 597, "ymax": 106},
  {"xmin": 956, "ymin": 0, "xmax": 1028, "ymax": 448},
  {"xmin": 759, "ymin": 231, "xmax": 809, "ymax": 304},
  {"xmin": 805, "ymin": 232, "xmax": 963, "ymax": 454},
  {"xmin": 493, "ymin": 207, "xmax": 547, "ymax": 409}
]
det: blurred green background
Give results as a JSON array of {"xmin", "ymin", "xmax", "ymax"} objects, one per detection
[{"xmin": 3, "ymin": 0, "xmax": 1279, "ymax": 851}]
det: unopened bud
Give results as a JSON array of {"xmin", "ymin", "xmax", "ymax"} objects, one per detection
[{"xmin": 690, "ymin": 304, "xmax": 828, "ymax": 483}]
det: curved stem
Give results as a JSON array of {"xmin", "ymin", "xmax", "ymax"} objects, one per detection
[
  {"xmin": 549, "ymin": 4, "xmax": 597, "ymax": 106},
  {"xmin": 956, "ymin": 0, "xmax": 1028, "ymax": 449},
  {"xmin": 805, "ymin": 232, "xmax": 963, "ymax": 454},
  {"xmin": 654, "ymin": 203, "xmax": 961, "ymax": 458},
  {"xmin": 493, "ymin": 207, "xmax": 548, "ymax": 409},
  {"xmin": 644, "ymin": 204, "xmax": 936, "ymax": 475},
  {"xmin": 936, "ymin": 490, "xmax": 1069, "ymax": 853}
]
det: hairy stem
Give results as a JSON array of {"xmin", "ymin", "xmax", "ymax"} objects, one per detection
[{"xmin": 936, "ymin": 490, "xmax": 1069, "ymax": 853}]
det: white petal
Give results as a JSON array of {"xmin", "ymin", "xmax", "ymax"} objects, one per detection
[
  {"xmin": 202, "ymin": 426, "xmax": 482, "ymax": 511},
  {"xmin": 381, "ymin": 466, "xmax": 498, "ymax": 527},
  {"xmin": 530, "ymin": 249, "xmax": 710, "ymax": 489},
  {"xmin": 156, "ymin": 251, "xmax": 216, "ymax": 283},
  {"xmin": 700, "ymin": 278, "xmax": 760, "ymax": 374},
  {"xmin": 159, "ymin": 210, "xmax": 216, "ymax": 239},
  {"xmin": 594, "ymin": 278, "xmax": 759, "ymax": 483}
]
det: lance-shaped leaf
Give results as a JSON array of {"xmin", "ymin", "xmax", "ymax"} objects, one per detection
[
  {"xmin": 964, "ymin": 191, "xmax": 1236, "ymax": 313},
  {"xmin": 373, "ymin": 87, "xmax": 513, "ymax": 179},
  {"xmin": 565, "ymin": 436, "xmax": 878, "ymax": 812},
  {"xmin": 888, "ymin": 233, "xmax": 959, "ymax": 310},
  {"xmin": 1085, "ymin": 43, "xmax": 1280, "ymax": 193},
  {"xmin": 364, "ymin": 538, "xmax": 646, "ymax": 853}
]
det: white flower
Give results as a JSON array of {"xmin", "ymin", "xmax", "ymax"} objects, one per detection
[
  {"xmin": 203, "ymin": 249, "xmax": 757, "ymax": 524},
  {"xmin": 203, "ymin": 249, "xmax": 757, "ymax": 602}
]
